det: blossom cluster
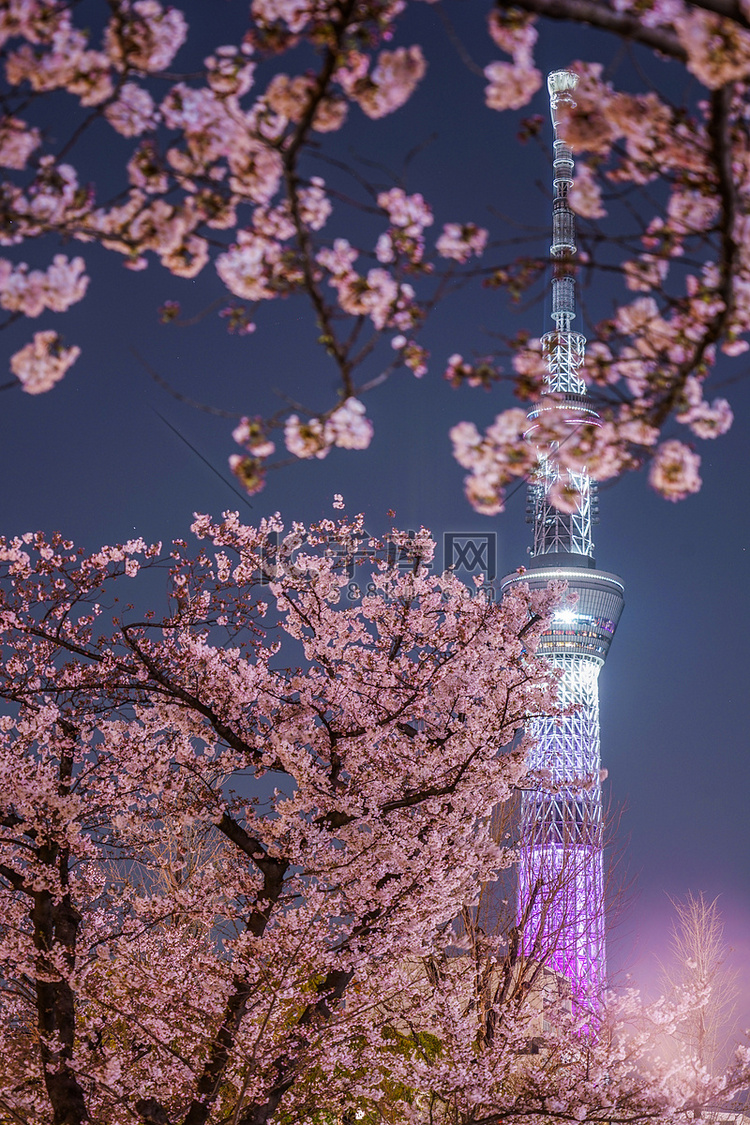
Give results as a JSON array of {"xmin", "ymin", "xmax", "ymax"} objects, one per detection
[
  {"xmin": 0, "ymin": 0, "xmax": 433, "ymax": 408},
  {"xmin": 284, "ymin": 397, "xmax": 374, "ymax": 461},
  {"xmin": 450, "ymin": 410, "xmax": 534, "ymax": 515},
  {"xmin": 1, "ymin": 0, "xmax": 749, "ymax": 506},
  {"xmin": 451, "ymin": 6, "xmax": 750, "ymax": 507},
  {"xmin": 2, "ymin": 516, "xmax": 743, "ymax": 1122},
  {"xmin": 229, "ymin": 416, "xmax": 276, "ymax": 494},
  {"xmin": 484, "ymin": 9, "xmax": 542, "ymax": 111},
  {"xmin": 335, "ymin": 45, "xmax": 427, "ymax": 119},
  {"xmin": 10, "ymin": 330, "xmax": 81, "ymax": 394},
  {"xmin": 376, "ymin": 187, "xmax": 433, "ymax": 269},
  {"xmin": 444, "ymin": 353, "xmax": 501, "ymax": 390},
  {"xmin": 0, "ymin": 514, "xmax": 567, "ymax": 1123},
  {"xmin": 435, "ymin": 222, "xmax": 489, "ymax": 263},
  {"xmin": 317, "ymin": 238, "xmax": 418, "ymax": 333},
  {"xmin": 0, "ymin": 255, "xmax": 88, "ymax": 317}
]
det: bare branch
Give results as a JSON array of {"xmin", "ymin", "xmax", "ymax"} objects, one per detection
[{"xmin": 495, "ymin": 0, "xmax": 687, "ymax": 59}]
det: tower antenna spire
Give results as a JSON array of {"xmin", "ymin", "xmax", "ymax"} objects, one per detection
[
  {"xmin": 501, "ymin": 70, "xmax": 625, "ymax": 1005},
  {"xmin": 548, "ymin": 69, "xmax": 579, "ymax": 335},
  {"xmin": 528, "ymin": 68, "xmax": 600, "ymax": 559}
]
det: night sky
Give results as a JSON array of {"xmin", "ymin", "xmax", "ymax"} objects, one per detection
[{"xmin": 1, "ymin": 2, "xmax": 749, "ymax": 1022}]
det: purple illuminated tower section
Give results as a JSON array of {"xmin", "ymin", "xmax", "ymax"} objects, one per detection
[{"xmin": 500, "ymin": 71, "xmax": 625, "ymax": 1000}]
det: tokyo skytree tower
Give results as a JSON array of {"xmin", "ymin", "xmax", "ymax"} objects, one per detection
[{"xmin": 500, "ymin": 71, "xmax": 625, "ymax": 999}]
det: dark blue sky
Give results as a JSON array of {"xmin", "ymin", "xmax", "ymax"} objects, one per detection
[{"xmin": 1, "ymin": 1, "xmax": 748, "ymax": 1013}]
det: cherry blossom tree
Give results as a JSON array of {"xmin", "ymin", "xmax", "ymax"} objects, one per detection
[
  {"xmin": 0, "ymin": 511, "xmax": 560, "ymax": 1124},
  {"xmin": 1, "ymin": 1, "xmax": 750, "ymax": 509},
  {"xmin": 1, "ymin": 510, "xmax": 748, "ymax": 1125},
  {"xmin": 346, "ymin": 953, "xmax": 750, "ymax": 1125}
]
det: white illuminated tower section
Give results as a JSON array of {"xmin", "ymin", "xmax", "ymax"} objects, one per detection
[{"xmin": 501, "ymin": 71, "xmax": 625, "ymax": 1000}]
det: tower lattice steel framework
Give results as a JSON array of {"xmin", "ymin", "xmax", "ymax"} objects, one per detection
[{"xmin": 500, "ymin": 71, "xmax": 625, "ymax": 1000}]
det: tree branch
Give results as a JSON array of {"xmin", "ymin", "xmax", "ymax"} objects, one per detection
[
  {"xmin": 496, "ymin": 0, "xmax": 687, "ymax": 60},
  {"xmin": 120, "ymin": 623, "xmax": 272, "ymax": 766},
  {"xmin": 653, "ymin": 83, "xmax": 738, "ymax": 425},
  {"xmin": 688, "ymin": 1, "xmax": 750, "ymax": 30},
  {"xmin": 177, "ymin": 824, "xmax": 289, "ymax": 1125},
  {"xmin": 283, "ymin": 0, "xmax": 360, "ymax": 397}
]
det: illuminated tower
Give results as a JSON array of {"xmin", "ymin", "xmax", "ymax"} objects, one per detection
[{"xmin": 500, "ymin": 71, "xmax": 625, "ymax": 999}]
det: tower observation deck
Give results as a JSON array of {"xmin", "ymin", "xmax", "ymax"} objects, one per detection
[{"xmin": 500, "ymin": 70, "xmax": 625, "ymax": 1000}]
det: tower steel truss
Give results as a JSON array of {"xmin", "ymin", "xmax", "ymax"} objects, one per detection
[{"xmin": 501, "ymin": 71, "xmax": 625, "ymax": 1001}]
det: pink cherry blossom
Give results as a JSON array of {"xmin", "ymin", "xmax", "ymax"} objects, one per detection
[
  {"xmin": 0, "ymin": 513, "xmax": 614, "ymax": 1124},
  {"xmin": 648, "ymin": 439, "xmax": 702, "ymax": 500},
  {"xmin": 0, "ymin": 504, "xmax": 745, "ymax": 1123},
  {"xmin": 284, "ymin": 414, "xmax": 331, "ymax": 458},
  {"xmin": 623, "ymin": 255, "xmax": 669, "ymax": 292},
  {"xmin": 444, "ymin": 353, "xmax": 499, "ymax": 389},
  {"xmin": 484, "ymin": 60, "xmax": 542, "ymax": 112},
  {"xmin": 10, "ymin": 330, "xmax": 81, "ymax": 393},
  {"xmin": 252, "ymin": 0, "xmax": 313, "ymax": 34},
  {"xmin": 676, "ymin": 376, "xmax": 734, "ymax": 438},
  {"xmin": 162, "ymin": 233, "xmax": 209, "ymax": 278},
  {"xmin": 367, "ymin": 45, "xmax": 427, "ymax": 117},
  {"xmin": 450, "ymin": 409, "xmax": 534, "ymax": 514},
  {"xmin": 614, "ymin": 295, "xmax": 661, "ymax": 336},
  {"xmin": 667, "ymin": 188, "xmax": 720, "ymax": 236},
  {"xmin": 215, "ymin": 231, "xmax": 287, "ymax": 301},
  {"xmin": 336, "ymin": 267, "xmax": 400, "ymax": 329},
  {"xmin": 226, "ymin": 136, "xmax": 283, "ymax": 205},
  {"xmin": 18, "ymin": 158, "xmax": 88, "ymax": 228},
  {"xmin": 487, "ymin": 9, "xmax": 538, "ymax": 64},
  {"xmin": 342, "ymin": 46, "xmax": 427, "ymax": 120},
  {"xmin": 6, "ymin": 19, "xmax": 114, "ymax": 105},
  {"xmin": 266, "ymin": 72, "xmax": 314, "ymax": 120},
  {"xmin": 375, "ymin": 188, "xmax": 434, "ymax": 268},
  {"xmin": 0, "ymin": 255, "xmax": 89, "ymax": 317},
  {"xmin": 327, "ymin": 397, "xmax": 373, "ymax": 449},
  {"xmin": 512, "ymin": 339, "xmax": 548, "ymax": 386},
  {"xmin": 0, "ymin": 116, "xmax": 40, "ymax": 169},
  {"xmin": 104, "ymin": 82, "xmax": 157, "ymax": 137},
  {"xmin": 393, "ymin": 337, "xmax": 429, "ymax": 377},
  {"xmin": 266, "ymin": 72, "xmax": 348, "ymax": 132},
  {"xmin": 568, "ymin": 163, "xmax": 606, "ymax": 219},
  {"xmin": 547, "ymin": 477, "xmax": 583, "ymax": 514},
  {"xmin": 298, "ymin": 178, "xmax": 331, "ymax": 231},
  {"xmin": 674, "ymin": 8, "xmax": 750, "ymax": 87},
  {"xmin": 232, "ymin": 416, "xmax": 275, "ymax": 458},
  {"xmin": 308, "ymin": 93, "xmax": 348, "ymax": 132},
  {"xmin": 205, "ymin": 45, "xmax": 256, "ymax": 98},
  {"xmin": 557, "ymin": 62, "xmax": 617, "ymax": 155},
  {"xmin": 127, "ymin": 140, "xmax": 169, "ymax": 194},
  {"xmin": 316, "ymin": 238, "xmax": 358, "ymax": 277},
  {"xmin": 284, "ymin": 398, "xmax": 373, "ymax": 459},
  {"xmin": 228, "ymin": 453, "xmax": 267, "ymax": 493},
  {"xmin": 436, "ymin": 223, "xmax": 489, "ymax": 263},
  {"xmin": 0, "ymin": 0, "xmax": 748, "ymax": 506},
  {"xmin": 105, "ymin": 0, "xmax": 188, "ymax": 73},
  {"xmin": 378, "ymin": 188, "xmax": 433, "ymax": 234}
]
